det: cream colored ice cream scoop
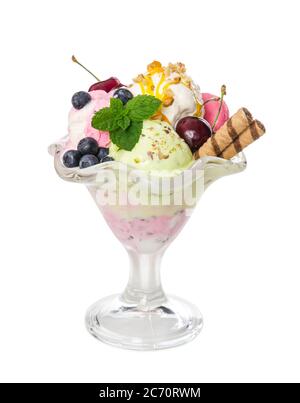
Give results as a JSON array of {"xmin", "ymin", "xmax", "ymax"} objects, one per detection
[
  {"xmin": 109, "ymin": 120, "xmax": 193, "ymax": 175},
  {"xmin": 127, "ymin": 61, "xmax": 203, "ymax": 127}
]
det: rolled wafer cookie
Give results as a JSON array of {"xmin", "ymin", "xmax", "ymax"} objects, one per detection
[
  {"xmin": 219, "ymin": 119, "xmax": 265, "ymax": 159},
  {"xmin": 195, "ymin": 107, "xmax": 253, "ymax": 159}
]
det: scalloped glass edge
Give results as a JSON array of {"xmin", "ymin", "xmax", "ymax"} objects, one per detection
[{"xmin": 48, "ymin": 137, "xmax": 247, "ymax": 186}]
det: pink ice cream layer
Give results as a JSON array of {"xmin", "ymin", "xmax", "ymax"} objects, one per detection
[
  {"xmin": 84, "ymin": 90, "xmax": 111, "ymax": 145},
  {"xmin": 67, "ymin": 89, "xmax": 114, "ymax": 149},
  {"xmin": 101, "ymin": 208, "xmax": 188, "ymax": 251}
]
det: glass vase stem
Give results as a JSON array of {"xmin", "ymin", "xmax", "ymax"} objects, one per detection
[{"xmin": 122, "ymin": 250, "xmax": 166, "ymax": 308}]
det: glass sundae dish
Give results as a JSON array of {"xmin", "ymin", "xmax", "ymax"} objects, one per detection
[{"xmin": 49, "ymin": 58, "xmax": 265, "ymax": 350}]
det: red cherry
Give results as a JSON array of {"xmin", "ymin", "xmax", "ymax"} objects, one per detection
[
  {"xmin": 176, "ymin": 117, "xmax": 212, "ymax": 152},
  {"xmin": 71, "ymin": 56, "xmax": 122, "ymax": 93},
  {"xmin": 88, "ymin": 77, "xmax": 121, "ymax": 93}
]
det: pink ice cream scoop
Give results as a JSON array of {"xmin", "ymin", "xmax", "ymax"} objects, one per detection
[
  {"xmin": 202, "ymin": 93, "xmax": 229, "ymax": 132},
  {"xmin": 67, "ymin": 89, "xmax": 113, "ymax": 149}
]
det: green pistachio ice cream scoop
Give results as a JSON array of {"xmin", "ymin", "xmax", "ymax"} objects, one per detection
[{"xmin": 109, "ymin": 120, "xmax": 193, "ymax": 175}]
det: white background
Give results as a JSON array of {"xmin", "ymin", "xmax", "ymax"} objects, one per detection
[{"xmin": 0, "ymin": 0, "xmax": 299, "ymax": 383}]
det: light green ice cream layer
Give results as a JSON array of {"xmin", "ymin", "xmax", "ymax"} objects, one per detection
[{"xmin": 109, "ymin": 120, "xmax": 193, "ymax": 175}]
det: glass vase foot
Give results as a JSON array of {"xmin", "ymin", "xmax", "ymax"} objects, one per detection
[{"xmin": 85, "ymin": 294, "xmax": 203, "ymax": 351}]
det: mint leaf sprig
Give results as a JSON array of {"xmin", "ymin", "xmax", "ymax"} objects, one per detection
[{"xmin": 92, "ymin": 95, "xmax": 162, "ymax": 151}]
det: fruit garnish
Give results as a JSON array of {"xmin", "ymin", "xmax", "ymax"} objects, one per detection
[
  {"xmin": 63, "ymin": 142, "xmax": 113, "ymax": 169},
  {"xmin": 176, "ymin": 116, "xmax": 212, "ymax": 152},
  {"xmin": 72, "ymin": 55, "xmax": 100, "ymax": 81},
  {"xmin": 97, "ymin": 147, "xmax": 109, "ymax": 162},
  {"xmin": 92, "ymin": 95, "xmax": 162, "ymax": 151},
  {"xmin": 113, "ymin": 88, "xmax": 133, "ymax": 105},
  {"xmin": 212, "ymin": 85, "xmax": 227, "ymax": 131},
  {"xmin": 101, "ymin": 156, "xmax": 114, "ymax": 163},
  {"xmin": 72, "ymin": 55, "xmax": 121, "ymax": 93},
  {"xmin": 63, "ymin": 150, "xmax": 82, "ymax": 168},
  {"xmin": 88, "ymin": 78, "xmax": 121, "ymax": 93},
  {"xmin": 77, "ymin": 137, "xmax": 99, "ymax": 156},
  {"xmin": 79, "ymin": 154, "xmax": 99, "ymax": 169},
  {"xmin": 202, "ymin": 91, "xmax": 229, "ymax": 132},
  {"xmin": 71, "ymin": 91, "xmax": 92, "ymax": 110}
]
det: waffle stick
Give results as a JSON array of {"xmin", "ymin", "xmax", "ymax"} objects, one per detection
[
  {"xmin": 219, "ymin": 119, "xmax": 265, "ymax": 159},
  {"xmin": 195, "ymin": 107, "xmax": 253, "ymax": 159}
]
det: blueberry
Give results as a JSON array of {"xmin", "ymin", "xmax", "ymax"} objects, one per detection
[
  {"xmin": 97, "ymin": 147, "xmax": 109, "ymax": 161},
  {"xmin": 113, "ymin": 88, "xmax": 133, "ymax": 104},
  {"xmin": 77, "ymin": 137, "xmax": 99, "ymax": 155},
  {"xmin": 79, "ymin": 154, "xmax": 99, "ymax": 169},
  {"xmin": 71, "ymin": 91, "xmax": 91, "ymax": 110},
  {"xmin": 62, "ymin": 150, "xmax": 81, "ymax": 168},
  {"xmin": 101, "ymin": 156, "xmax": 114, "ymax": 163}
]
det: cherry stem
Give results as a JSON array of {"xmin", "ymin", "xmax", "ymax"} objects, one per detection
[
  {"xmin": 202, "ymin": 97, "xmax": 220, "ymax": 107},
  {"xmin": 71, "ymin": 55, "xmax": 100, "ymax": 82},
  {"xmin": 212, "ymin": 85, "xmax": 227, "ymax": 131}
]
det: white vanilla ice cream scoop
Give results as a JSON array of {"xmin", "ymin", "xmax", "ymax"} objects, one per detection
[{"xmin": 127, "ymin": 61, "xmax": 203, "ymax": 127}]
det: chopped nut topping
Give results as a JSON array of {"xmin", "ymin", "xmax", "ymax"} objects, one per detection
[
  {"xmin": 147, "ymin": 151, "xmax": 154, "ymax": 160},
  {"xmin": 161, "ymin": 87, "xmax": 174, "ymax": 107},
  {"xmin": 167, "ymin": 63, "xmax": 177, "ymax": 73},
  {"xmin": 158, "ymin": 149, "xmax": 169, "ymax": 160},
  {"xmin": 171, "ymin": 76, "xmax": 181, "ymax": 84},
  {"xmin": 183, "ymin": 76, "xmax": 192, "ymax": 88},
  {"xmin": 147, "ymin": 61, "xmax": 163, "ymax": 73},
  {"xmin": 166, "ymin": 62, "xmax": 186, "ymax": 76},
  {"xmin": 177, "ymin": 62, "xmax": 186, "ymax": 74},
  {"xmin": 163, "ymin": 96, "xmax": 174, "ymax": 107},
  {"xmin": 133, "ymin": 74, "xmax": 145, "ymax": 83},
  {"xmin": 164, "ymin": 88, "xmax": 174, "ymax": 97}
]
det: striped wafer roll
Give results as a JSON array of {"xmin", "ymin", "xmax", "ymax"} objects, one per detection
[
  {"xmin": 219, "ymin": 119, "xmax": 265, "ymax": 159},
  {"xmin": 195, "ymin": 107, "xmax": 253, "ymax": 159}
]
